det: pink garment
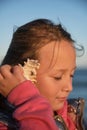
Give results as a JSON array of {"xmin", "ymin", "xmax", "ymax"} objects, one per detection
[
  {"xmin": 57, "ymin": 101, "xmax": 76, "ymax": 130},
  {"xmin": 0, "ymin": 80, "xmax": 58, "ymax": 130},
  {"xmin": 0, "ymin": 123, "xmax": 7, "ymax": 130}
]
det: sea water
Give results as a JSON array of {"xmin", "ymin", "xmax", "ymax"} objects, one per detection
[{"xmin": 69, "ymin": 68, "xmax": 87, "ymax": 119}]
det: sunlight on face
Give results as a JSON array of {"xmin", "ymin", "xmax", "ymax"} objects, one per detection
[{"xmin": 36, "ymin": 40, "xmax": 76, "ymax": 111}]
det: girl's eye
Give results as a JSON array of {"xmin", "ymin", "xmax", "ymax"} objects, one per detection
[
  {"xmin": 54, "ymin": 77, "xmax": 62, "ymax": 80},
  {"xmin": 70, "ymin": 75, "xmax": 74, "ymax": 78}
]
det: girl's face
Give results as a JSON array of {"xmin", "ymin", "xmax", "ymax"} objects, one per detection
[{"xmin": 36, "ymin": 40, "xmax": 76, "ymax": 111}]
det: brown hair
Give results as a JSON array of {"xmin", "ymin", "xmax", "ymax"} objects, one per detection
[{"xmin": 1, "ymin": 19, "xmax": 74, "ymax": 65}]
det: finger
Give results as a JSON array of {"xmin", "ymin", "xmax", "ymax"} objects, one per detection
[
  {"xmin": 0, "ymin": 73, "xmax": 4, "ymax": 80},
  {"xmin": 12, "ymin": 65, "xmax": 25, "ymax": 80},
  {"xmin": 12, "ymin": 65, "xmax": 23, "ymax": 74},
  {"xmin": 0, "ymin": 65, "xmax": 12, "ymax": 78}
]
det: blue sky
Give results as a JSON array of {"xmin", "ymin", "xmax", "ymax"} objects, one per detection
[{"xmin": 0, "ymin": 0, "xmax": 87, "ymax": 67}]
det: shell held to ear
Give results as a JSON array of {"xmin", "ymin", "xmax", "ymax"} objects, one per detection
[{"xmin": 19, "ymin": 59, "xmax": 40, "ymax": 83}]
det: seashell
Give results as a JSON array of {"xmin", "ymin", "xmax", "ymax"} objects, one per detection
[{"xmin": 19, "ymin": 59, "xmax": 40, "ymax": 83}]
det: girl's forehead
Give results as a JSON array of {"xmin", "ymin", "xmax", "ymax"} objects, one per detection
[
  {"xmin": 39, "ymin": 40, "xmax": 75, "ymax": 61},
  {"xmin": 38, "ymin": 41, "xmax": 76, "ymax": 73},
  {"xmin": 38, "ymin": 41, "xmax": 58, "ymax": 66}
]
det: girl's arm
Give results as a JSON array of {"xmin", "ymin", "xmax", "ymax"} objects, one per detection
[{"xmin": 0, "ymin": 65, "xmax": 58, "ymax": 130}]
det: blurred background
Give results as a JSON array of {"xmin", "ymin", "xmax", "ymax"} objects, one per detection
[{"xmin": 0, "ymin": 0, "xmax": 87, "ymax": 119}]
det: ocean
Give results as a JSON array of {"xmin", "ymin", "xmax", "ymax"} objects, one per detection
[{"xmin": 69, "ymin": 68, "xmax": 87, "ymax": 119}]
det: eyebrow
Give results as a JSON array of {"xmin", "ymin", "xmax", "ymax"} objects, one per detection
[{"xmin": 54, "ymin": 66, "xmax": 77, "ymax": 72}]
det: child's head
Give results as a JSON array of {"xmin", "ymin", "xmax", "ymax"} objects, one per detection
[
  {"xmin": 1, "ymin": 19, "xmax": 78, "ymax": 110},
  {"xmin": 2, "ymin": 19, "xmax": 74, "ymax": 65}
]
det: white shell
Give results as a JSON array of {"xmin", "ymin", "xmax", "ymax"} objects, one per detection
[{"xmin": 19, "ymin": 59, "xmax": 40, "ymax": 83}]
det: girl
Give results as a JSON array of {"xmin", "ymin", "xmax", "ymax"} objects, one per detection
[{"xmin": 0, "ymin": 19, "xmax": 86, "ymax": 130}]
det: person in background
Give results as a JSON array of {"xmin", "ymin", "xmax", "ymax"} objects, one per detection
[{"xmin": 0, "ymin": 18, "xmax": 86, "ymax": 130}]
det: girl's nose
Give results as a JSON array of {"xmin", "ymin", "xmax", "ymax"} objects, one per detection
[{"xmin": 62, "ymin": 78, "xmax": 73, "ymax": 93}]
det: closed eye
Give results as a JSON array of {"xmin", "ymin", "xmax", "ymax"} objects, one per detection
[
  {"xmin": 70, "ymin": 75, "xmax": 74, "ymax": 78},
  {"xmin": 54, "ymin": 77, "xmax": 62, "ymax": 80},
  {"xmin": 54, "ymin": 75, "xmax": 74, "ymax": 80}
]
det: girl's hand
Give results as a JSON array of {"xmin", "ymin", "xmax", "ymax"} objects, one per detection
[{"xmin": 0, "ymin": 65, "xmax": 26, "ymax": 97}]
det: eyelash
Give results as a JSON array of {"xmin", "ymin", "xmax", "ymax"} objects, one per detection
[
  {"xmin": 54, "ymin": 77, "xmax": 62, "ymax": 80},
  {"xmin": 54, "ymin": 75, "xmax": 74, "ymax": 80},
  {"xmin": 70, "ymin": 75, "xmax": 74, "ymax": 78}
]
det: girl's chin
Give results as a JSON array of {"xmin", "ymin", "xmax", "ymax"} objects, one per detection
[{"xmin": 52, "ymin": 102, "xmax": 65, "ymax": 111}]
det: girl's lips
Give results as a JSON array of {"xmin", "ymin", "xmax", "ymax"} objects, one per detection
[{"xmin": 56, "ymin": 97, "xmax": 67, "ymax": 101}]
